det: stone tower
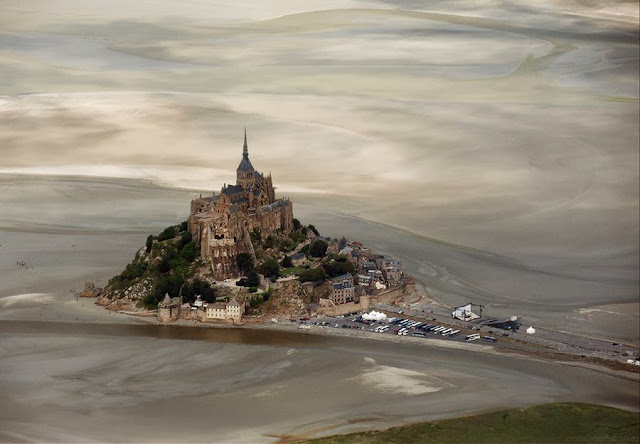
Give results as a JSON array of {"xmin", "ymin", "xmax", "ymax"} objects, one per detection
[{"xmin": 236, "ymin": 128, "xmax": 255, "ymax": 189}]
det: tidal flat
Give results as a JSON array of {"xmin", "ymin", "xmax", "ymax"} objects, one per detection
[
  {"xmin": 0, "ymin": 175, "xmax": 638, "ymax": 442},
  {"xmin": 1, "ymin": 320, "xmax": 638, "ymax": 443},
  {"xmin": 0, "ymin": 0, "xmax": 638, "ymax": 441}
]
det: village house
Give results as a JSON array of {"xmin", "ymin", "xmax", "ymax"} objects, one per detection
[
  {"xmin": 330, "ymin": 274, "xmax": 355, "ymax": 305},
  {"xmin": 205, "ymin": 297, "xmax": 244, "ymax": 323}
]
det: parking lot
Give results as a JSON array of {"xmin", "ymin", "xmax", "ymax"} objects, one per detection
[{"xmin": 288, "ymin": 313, "xmax": 498, "ymax": 345}]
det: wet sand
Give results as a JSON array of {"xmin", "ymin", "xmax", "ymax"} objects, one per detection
[
  {"xmin": 0, "ymin": 174, "xmax": 637, "ymax": 441},
  {"xmin": 1, "ymin": 319, "xmax": 638, "ymax": 443}
]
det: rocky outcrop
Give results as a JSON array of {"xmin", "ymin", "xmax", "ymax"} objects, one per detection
[
  {"xmin": 261, "ymin": 280, "xmax": 308, "ymax": 317},
  {"xmin": 79, "ymin": 281, "xmax": 104, "ymax": 298}
]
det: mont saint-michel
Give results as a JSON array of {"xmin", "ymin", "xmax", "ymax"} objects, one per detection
[{"xmin": 96, "ymin": 131, "xmax": 415, "ymax": 325}]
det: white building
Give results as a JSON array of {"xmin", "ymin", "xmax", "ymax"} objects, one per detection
[{"xmin": 205, "ymin": 297, "xmax": 244, "ymax": 323}]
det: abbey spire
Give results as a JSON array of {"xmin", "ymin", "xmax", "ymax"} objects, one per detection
[
  {"xmin": 243, "ymin": 126, "xmax": 248, "ymax": 156},
  {"xmin": 237, "ymin": 128, "xmax": 254, "ymax": 174}
]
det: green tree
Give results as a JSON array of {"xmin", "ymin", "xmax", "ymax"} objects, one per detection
[
  {"xmin": 157, "ymin": 225, "xmax": 178, "ymax": 242},
  {"xmin": 119, "ymin": 259, "xmax": 147, "ymax": 281},
  {"xmin": 299, "ymin": 267, "xmax": 328, "ymax": 283},
  {"xmin": 247, "ymin": 270, "xmax": 260, "ymax": 287},
  {"xmin": 281, "ymin": 255, "xmax": 293, "ymax": 268},
  {"xmin": 179, "ymin": 240, "xmax": 198, "ymax": 263},
  {"xmin": 290, "ymin": 231, "xmax": 305, "ymax": 243},
  {"xmin": 264, "ymin": 235, "xmax": 275, "ymax": 249},
  {"xmin": 309, "ymin": 240, "xmax": 328, "ymax": 258},
  {"xmin": 146, "ymin": 235, "xmax": 154, "ymax": 254},
  {"xmin": 237, "ymin": 252, "xmax": 255, "ymax": 273},
  {"xmin": 308, "ymin": 224, "xmax": 319, "ymax": 236},
  {"xmin": 258, "ymin": 258, "xmax": 280, "ymax": 278},
  {"xmin": 180, "ymin": 230, "xmax": 192, "ymax": 246},
  {"xmin": 292, "ymin": 218, "xmax": 301, "ymax": 230}
]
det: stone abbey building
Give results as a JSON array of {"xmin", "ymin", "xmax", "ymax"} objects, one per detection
[{"xmin": 188, "ymin": 130, "xmax": 294, "ymax": 280}]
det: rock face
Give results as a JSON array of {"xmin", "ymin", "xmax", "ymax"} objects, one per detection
[
  {"xmin": 79, "ymin": 281, "xmax": 103, "ymax": 298},
  {"xmin": 261, "ymin": 280, "xmax": 308, "ymax": 317},
  {"xmin": 101, "ymin": 277, "xmax": 155, "ymax": 311}
]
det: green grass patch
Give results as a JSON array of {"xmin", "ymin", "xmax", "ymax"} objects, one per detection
[
  {"xmin": 281, "ymin": 266, "xmax": 307, "ymax": 277},
  {"xmin": 301, "ymin": 403, "xmax": 639, "ymax": 444}
]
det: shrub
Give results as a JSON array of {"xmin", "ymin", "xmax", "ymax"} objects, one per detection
[
  {"xmin": 157, "ymin": 225, "xmax": 178, "ymax": 242},
  {"xmin": 237, "ymin": 252, "xmax": 254, "ymax": 273},
  {"xmin": 281, "ymin": 255, "xmax": 293, "ymax": 268},
  {"xmin": 180, "ymin": 230, "xmax": 192, "ymax": 246},
  {"xmin": 247, "ymin": 270, "xmax": 260, "ymax": 286},
  {"xmin": 179, "ymin": 240, "xmax": 198, "ymax": 263},
  {"xmin": 119, "ymin": 260, "xmax": 147, "ymax": 281},
  {"xmin": 258, "ymin": 258, "xmax": 280, "ymax": 278},
  {"xmin": 146, "ymin": 235, "xmax": 154, "ymax": 254},
  {"xmin": 290, "ymin": 231, "xmax": 306, "ymax": 243},
  {"xmin": 299, "ymin": 267, "xmax": 328, "ymax": 283},
  {"xmin": 309, "ymin": 240, "xmax": 328, "ymax": 258}
]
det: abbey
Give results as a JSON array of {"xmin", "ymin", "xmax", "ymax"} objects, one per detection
[{"xmin": 188, "ymin": 130, "xmax": 294, "ymax": 280}]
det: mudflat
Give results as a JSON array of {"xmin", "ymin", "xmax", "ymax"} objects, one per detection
[
  {"xmin": 1, "ymin": 319, "xmax": 638, "ymax": 443},
  {"xmin": 0, "ymin": 0, "xmax": 638, "ymax": 441}
]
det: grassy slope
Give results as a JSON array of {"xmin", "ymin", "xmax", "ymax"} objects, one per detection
[{"xmin": 302, "ymin": 403, "xmax": 639, "ymax": 444}]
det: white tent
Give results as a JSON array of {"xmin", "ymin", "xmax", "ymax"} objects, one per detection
[
  {"xmin": 452, "ymin": 303, "xmax": 479, "ymax": 321},
  {"xmin": 362, "ymin": 310, "xmax": 387, "ymax": 321},
  {"xmin": 526, "ymin": 326, "xmax": 536, "ymax": 334}
]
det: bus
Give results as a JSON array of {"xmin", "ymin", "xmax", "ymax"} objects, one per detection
[{"xmin": 465, "ymin": 333, "xmax": 481, "ymax": 341}]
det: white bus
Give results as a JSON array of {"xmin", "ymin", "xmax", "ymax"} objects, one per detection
[{"xmin": 465, "ymin": 333, "xmax": 481, "ymax": 341}]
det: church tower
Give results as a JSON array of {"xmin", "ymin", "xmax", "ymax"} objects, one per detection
[{"xmin": 236, "ymin": 128, "xmax": 255, "ymax": 189}]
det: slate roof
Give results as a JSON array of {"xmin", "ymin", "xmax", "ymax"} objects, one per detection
[
  {"xmin": 222, "ymin": 184, "xmax": 244, "ymax": 196},
  {"xmin": 260, "ymin": 200, "xmax": 289, "ymax": 211},
  {"xmin": 237, "ymin": 153, "xmax": 254, "ymax": 172}
]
